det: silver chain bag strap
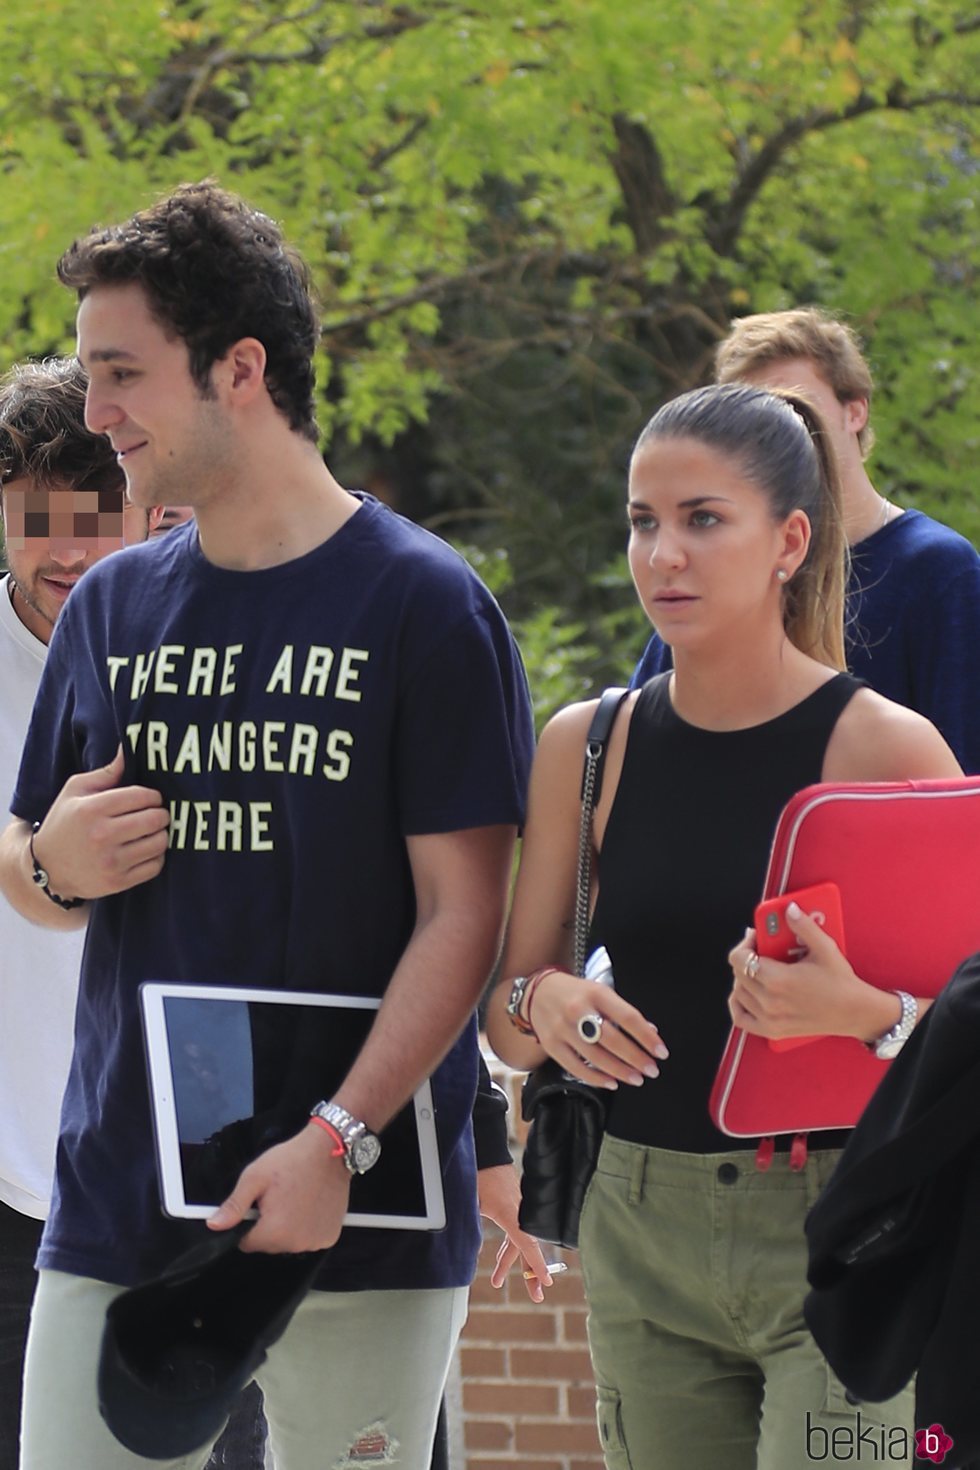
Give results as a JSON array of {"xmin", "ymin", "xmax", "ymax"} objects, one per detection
[{"xmin": 518, "ymin": 688, "xmax": 630, "ymax": 1249}]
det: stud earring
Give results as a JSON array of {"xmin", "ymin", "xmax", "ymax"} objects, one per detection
[{"xmin": 776, "ymin": 568, "xmax": 789, "ymax": 583}]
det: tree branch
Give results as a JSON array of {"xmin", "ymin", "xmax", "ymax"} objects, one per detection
[
  {"xmin": 370, "ymin": 113, "xmax": 430, "ymax": 171},
  {"xmin": 608, "ymin": 112, "xmax": 676, "ymax": 255},
  {"xmin": 708, "ymin": 86, "xmax": 980, "ymax": 257},
  {"xmin": 176, "ymin": 7, "xmax": 430, "ymax": 125},
  {"xmin": 321, "ymin": 248, "xmax": 627, "ymax": 334}
]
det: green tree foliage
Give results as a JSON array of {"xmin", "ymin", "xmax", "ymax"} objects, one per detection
[{"xmin": 0, "ymin": 1, "xmax": 976, "ymax": 708}]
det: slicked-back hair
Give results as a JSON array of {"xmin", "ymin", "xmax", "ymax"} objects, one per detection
[
  {"xmin": 58, "ymin": 181, "xmax": 320, "ymax": 444},
  {"xmin": 716, "ymin": 307, "xmax": 875, "ymax": 457},
  {"xmin": 632, "ymin": 383, "xmax": 848, "ymax": 671},
  {"xmin": 0, "ymin": 357, "xmax": 124, "ymax": 494}
]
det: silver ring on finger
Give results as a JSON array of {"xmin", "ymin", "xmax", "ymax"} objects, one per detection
[
  {"xmin": 744, "ymin": 951, "xmax": 760, "ymax": 982},
  {"xmin": 577, "ymin": 1011, "xmax": 604, "ymax": 1045}
]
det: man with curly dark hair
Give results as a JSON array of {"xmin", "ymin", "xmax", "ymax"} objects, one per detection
[
  {"xmin": 0, "ymin": 184, "xmax": 534, "ymax": 1470},
  {"xmin": 58, "ymin": 181, "xmax": 321, "ymax": 446}
]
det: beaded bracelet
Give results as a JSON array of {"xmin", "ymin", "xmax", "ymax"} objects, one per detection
[{"xmin": 30, "ymin": 822, "xmax": 84, "ymax": 910}]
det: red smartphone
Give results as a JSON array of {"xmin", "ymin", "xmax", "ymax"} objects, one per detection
[{"xmin": 753, "ymin": 881, "xmax": 846, "ymax": 1052}]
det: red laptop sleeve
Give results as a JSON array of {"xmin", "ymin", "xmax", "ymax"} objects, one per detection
[{"xmin": 710, "ymin": 778, "xmax": 980, "ymax": 1138}]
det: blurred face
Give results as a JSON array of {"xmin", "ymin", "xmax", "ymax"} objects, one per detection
[
  {"xmin": 627, "ymin": 437, "xmax": 808, "ymax": 654},
  {"xmin": 79, "ymin": 283, "xmax": 237, "ymax": 513},
  {"xmin": 1, "ymin": 477, "xmax": 149, "ymax": 643}
]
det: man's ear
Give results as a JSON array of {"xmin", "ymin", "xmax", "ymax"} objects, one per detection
[
  {"xmin": 844, "ymin": 396, "xmax": 869, "ymax": 437},
  {"xmin": 217, "ymin": 339, "xmax": 267, "ymax": 405}
]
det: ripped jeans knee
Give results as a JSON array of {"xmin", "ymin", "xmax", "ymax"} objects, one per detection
[{"xmin": 332, "ymin": 1421, "xmax": 400, "ymax": 1469}]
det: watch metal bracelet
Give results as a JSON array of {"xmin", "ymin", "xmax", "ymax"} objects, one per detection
[
  {"xmin": 309, "ymin": 1100, "xmax": 381, "ymax": 1175},
  {"xmin": 872, "ymin": 989, "xmax": 917, "ymax": 1060}
]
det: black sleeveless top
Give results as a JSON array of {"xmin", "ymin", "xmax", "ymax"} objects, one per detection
[{"xmin": 593, "ymin": 671, "xmax": 862, "ymax": 1154}]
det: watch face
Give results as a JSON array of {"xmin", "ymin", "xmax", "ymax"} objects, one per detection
[
  {"xmin": 875, "ymin": 1036, "xmax": 904, "ymax": 1061},
  {"xmin": 351, "ymin": 1133, "xmax": 382, "ymax": 1173}
]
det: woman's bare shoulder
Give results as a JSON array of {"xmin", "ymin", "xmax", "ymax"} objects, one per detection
[
  {"xmin": 527, "ymin": 700, "xmax": 603, "ymax": 804},
  {"xmin": 538, "ymin": 692, "xmax": 632, "ymax": 756},
  {"xmin": 533, "ymin": 692, "xmax": 640, "ymax": 807},
  {"xmin": 541, "ymin": 699, "xmax": 601, "ymax": 747},
  {"xmin": 825, "ymin": 687, "xmax": 963, "ymax": 782}
]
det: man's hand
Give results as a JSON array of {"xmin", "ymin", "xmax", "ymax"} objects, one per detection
[
  {"xmin": 207, "ymin": 1124, "xmax": 351, "ymax": 1254},
  {"xmin": 478, "ymin": 1163, "xmax": 554, "ymax": 1303},
  {"xmin": 32, "ymin": 744, "xmax": 169, "ymax": 900}
]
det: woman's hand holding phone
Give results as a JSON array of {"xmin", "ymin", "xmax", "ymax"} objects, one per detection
[
  {"xmin": 753, "ymin": 882, "xmax": 845, "ymax": 1051},
  {"xmin": 727, "ymin": 892, "xmax": 871, "ymax": 1045}
]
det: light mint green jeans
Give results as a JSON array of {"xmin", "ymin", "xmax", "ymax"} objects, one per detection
[
  {"xmin": 20, "ymin": 1269, "xmax": 467, "ymax": 1470},
  {"xmin": 579, "ymin": 1137, "xmax": 914, "ymax": 1470}
]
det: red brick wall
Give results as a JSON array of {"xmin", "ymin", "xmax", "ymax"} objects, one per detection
[
  {"xmin": 459, "ymin": 1236, "xmax": 603, "ymax": 1469},
  {"xmin": 456, "ymin": 1051, "xmax": 604, "ymax": 1469}
]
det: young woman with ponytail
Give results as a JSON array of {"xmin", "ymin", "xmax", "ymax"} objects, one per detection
[{"xmin": 486, "ymin": 383, "xmax": 960, "ymax": 1469}]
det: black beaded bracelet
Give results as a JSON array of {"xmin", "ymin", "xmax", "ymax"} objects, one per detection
[{"xmin": 30, "ymin": 822, "xmax": 84, "ymax": 910}]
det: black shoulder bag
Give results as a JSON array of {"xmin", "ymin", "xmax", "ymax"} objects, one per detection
[{"xmin": 517, "ymin": 687, "xmax": 630, "ymax": 1250}]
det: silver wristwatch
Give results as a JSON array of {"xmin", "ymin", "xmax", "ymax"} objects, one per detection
[
  {"xmin": 872, "ymin": 990, "xmax": 918, "ymax": 1060},
  {"xmin": 310, "ymin": 1101, "xmax": 381, "ymax": 1175}
]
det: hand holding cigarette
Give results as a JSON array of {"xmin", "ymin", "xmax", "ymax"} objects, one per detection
[{"xmin": 523, "ymin": 1262, "xmax": 568, "ymax": 1280}]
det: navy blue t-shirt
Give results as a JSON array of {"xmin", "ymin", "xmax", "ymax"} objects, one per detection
[
  {"xmin": 12, "ymin": 495, "xmax": 534, "ymax": 1290},
  {"xmin": 630, "ymin": 509, "xmax": 980, "ymax": 773}
]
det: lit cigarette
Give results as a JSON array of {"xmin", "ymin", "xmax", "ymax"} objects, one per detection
[{"xmin": 524, "ymin": 1262, "xmax": 569, "ymax": 1279}]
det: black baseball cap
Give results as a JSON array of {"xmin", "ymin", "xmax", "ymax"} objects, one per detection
[{"xmin": 98, "ymin": 1224, "xmax": 322, "ymax": 1459}]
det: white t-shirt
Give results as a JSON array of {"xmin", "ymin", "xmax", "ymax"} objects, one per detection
[{"xmin": 0, "ymin": 574, "xmax": 85, "ymax": 1218}]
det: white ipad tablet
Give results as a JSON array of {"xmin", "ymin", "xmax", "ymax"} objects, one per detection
[{"xmin": 140, "ymin": 982, "xmax": 446, "ymax": 1231}]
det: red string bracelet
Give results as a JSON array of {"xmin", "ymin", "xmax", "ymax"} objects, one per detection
[
  {"xmin": 309, "ymin": 1115, "xmax": 346, "ymax": 1157},
  {"xmin": 524, "ymin": 966, "xmax": 561, "ymax": 1039}
]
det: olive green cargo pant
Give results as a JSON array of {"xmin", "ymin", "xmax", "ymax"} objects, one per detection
[{"xmin": 579, "ymin": 1137, "xmax": 913, "ymax": 1469}]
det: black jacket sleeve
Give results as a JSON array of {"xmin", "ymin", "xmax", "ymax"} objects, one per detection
[{"xmin": 473, "ymin": 1052, "xmax": 513, "ymax": 1171}]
